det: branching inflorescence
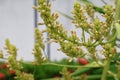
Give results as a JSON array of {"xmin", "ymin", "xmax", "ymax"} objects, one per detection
[
  {"xmin": 0, "ymin": 0, "xmax": 120, "ymax": 80},
  {"xmin": 5, "ymin": 39, "xmax": 34, "ymax": 80},
  {"xmin": 35, "ymin": 0, "xmax": 116, "ymax": 60},
  {"xmin": 33, "ymin": 0, "xmax": 120, "ymax": 80}
]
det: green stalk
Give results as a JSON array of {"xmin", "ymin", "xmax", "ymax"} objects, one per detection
[
  {"xmin": 87, "ymin": 75, "xmax": 101, "ymax": 79},
  {"xmin": 41, "ymin": 62, "xmax": 101, "ymax": 68},
  {"xmin": 101, "ymin": 59, "xmax": 110, "ymax": 80},
  {"xmin": 75, "ymin": 75, "xmax": 102, "ymax": 80},
  {"xmin": 108, "ymin": 71, "xmax": 118, "ymax": 80},
  {"xmin": 115, "ymin": 0, "xmax": 120, "ymax": 41},
  {"xmin": 82, "ymin": 28, "xmax": 86, "ymax": 43},
  {"xmin": 71, "ymin": 68, "xmax": 91, "ymax": 76},
  {"xmin": 41, "ymin": 75, "xmax": 102, "ymax": 80},
  {"xmin": 115, "ymin": 0, "xmax": 120, "ymax": 20},
  {"xmin": 33, "ymin": 65, "xmax": 38, "ymax": 79},
  {"xmin": 117, "ymin": 66, "xmax": 120, "ymax": 79}
]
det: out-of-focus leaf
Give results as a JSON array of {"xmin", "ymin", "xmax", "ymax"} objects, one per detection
[
  {"xmin": 115, "ymin": 23, "xmax": 120, "ymax": 40},
  {"xmin": 78, "ymin": 0, "xmax": 105, "ymax": 13},
  {"xmin": 78, "ymin": 0, "xmax": 92, "ymax": 4},
  {"xmin": 58, "ymin": 11, "xmax": 74, "ymax": 20}
]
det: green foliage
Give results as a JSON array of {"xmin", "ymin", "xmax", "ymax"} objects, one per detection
[{"xmin": 21, "ymin": 59, "xmax": 78, "ymax": 79}]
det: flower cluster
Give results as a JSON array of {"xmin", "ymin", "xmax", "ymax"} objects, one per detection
[
  {"xmin": 60, "ymin": 67, "xmax": 74, "ymax": 80},
  {"xmin": 33, "ymin": 28, "xmax": 47, "ymax": 65},
  {"xmin": 4, "ymin": 39, "xmax": 34, "ymax": 80},
  {"xmin": 72, "ymin": 2, "xmax": 90, "ymax": 30},
  {"xmin": 0, "ymin": 50, "xmax": 3, "ymax": 58},
  {"xmin": 33, "ymin": 0, "xmax": 86, "ymax": 58},
  {"xmin": 37, "ymin": 0, "xmax": 116, "ymax": 60}
]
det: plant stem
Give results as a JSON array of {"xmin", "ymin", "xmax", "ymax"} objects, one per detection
[
  {"xmin": 33, "ymin": 65, "xmax": 38, "ymax": 79},
  {"xmin": 82, "ymin": 28, "xmax": 86, "ymax": 43},
  {"xmin": 101, "ymin": 0, "xmax": 107, "ymax": 4},
  {"xmin": 101, "ymin": 59, "xmax": 110, "ymax": 80},
  {"xmin": 108, "ymin": 71, "xmax": 118, "ymax": 80},
  {"xmin": 41, "ymin": 62, "xmax": 101, "ymax": 68},
  {"xmin": 74, "ymin": 75, "xmax": 102, "ymax": 80},
  {"xmin": 117, "ymin": 65, "xmax": 120, "ymax": 79},
  {"xmin": 41, "ymin": 75, "xmax": 102, "ymax": 80},
  {"xmin": 115, "ymin": 0, "xmax": 120, "ymax": 20},
  {"xmin": 71, "ymin": 67, "xmax": 91, "ymax": 76}
]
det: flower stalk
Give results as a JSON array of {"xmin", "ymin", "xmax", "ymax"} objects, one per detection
[{"xmin": 101, "ymin": 59, "xmax": 110, "ymax": 80}]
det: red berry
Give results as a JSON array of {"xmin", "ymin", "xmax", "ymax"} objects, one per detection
[
  {"xmin": 0, "ymin": 73, "xmax": 5, "ymax": 79},
  {"xmin": 1, "ymin": 63, "xmax": 8, "ymax": 69},
  {"xmin": 77, "ymin": 58, "xmax": 89, "ymax": 65},
  {"xmin": 53, "ymin": 75, "xmax": 59, "ymax": 78},
  {"xmin": 9, "ymin": 70, "xmax": 16, "ymax": 75},
  {"xmin": 83, "ymin": 73, "xmax": 87, "ymax": 76},
  {"xmin": 68, "ymin": 69, "xmax": 73, "ymax": 74}
]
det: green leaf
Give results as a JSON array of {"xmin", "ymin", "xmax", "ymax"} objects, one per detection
[
  {"xmin": 115, "ymin": 0, "xmax": 120, "ymax": 20},
  {"xmin": 58, "ymin": 11, "xmax": 73, "ymax": 20},
  {"xmin": 71, "ymin": 67, "xmax": 91, "ymax": 76},
  {"xmin": 78, "ymin": 0, "xmax": 104, "ymax": 13},
  {"xmin": 115, "ymin": 23, "xmax": 120, "ymax": 40}
]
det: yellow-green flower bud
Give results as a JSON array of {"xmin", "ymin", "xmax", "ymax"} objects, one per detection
[{"xmin": 0, "ymin": 50, "xmax": 3, "ymax": 58}]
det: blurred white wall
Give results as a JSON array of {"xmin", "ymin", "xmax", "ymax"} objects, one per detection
[{"xmin": 0, "ymin": 0, "xmax": 34, "ymax": 61}]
